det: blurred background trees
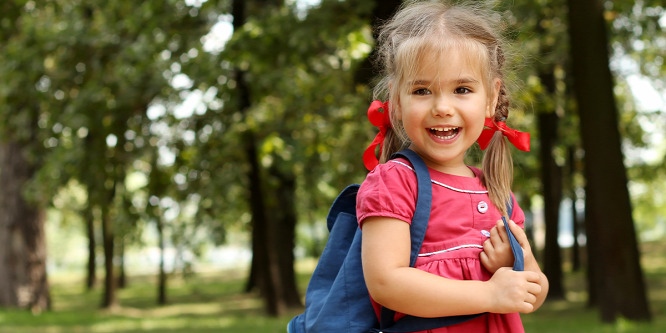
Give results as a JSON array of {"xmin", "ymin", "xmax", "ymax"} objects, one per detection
[{"xmin": 0, "ymin": 0, "xmax": 664, "ymax": 325}]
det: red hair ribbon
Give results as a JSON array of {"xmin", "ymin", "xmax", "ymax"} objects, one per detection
[
  {"xmin": 363, "ymin": 100, "xmax": 391, "ymax": 171},
  {"xmin": 477, "ymin": 118, "xmax": 530, "ymax": 151}
]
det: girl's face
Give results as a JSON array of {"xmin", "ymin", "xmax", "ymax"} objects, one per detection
[{"xmin": 396, "ymin": 48, "xmax": 500, "ymax": 176}]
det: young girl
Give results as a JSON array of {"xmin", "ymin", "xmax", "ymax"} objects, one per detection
[{"xmin": 357, "ymin": 1, "xmax": 549, "ymax": 332}]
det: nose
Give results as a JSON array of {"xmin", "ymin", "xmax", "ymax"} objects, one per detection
[{"xmin": 432, "ymin": 94, "xmax": 454, "ymax": 118}]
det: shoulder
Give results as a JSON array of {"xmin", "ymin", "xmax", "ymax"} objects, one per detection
[
  {"xmin": 360, "ymin": 158, "xmax": 418, "ymax": 193},
  {"xmin": 356, "ymin": 159, "xmax": 418, "ymax": 225}
]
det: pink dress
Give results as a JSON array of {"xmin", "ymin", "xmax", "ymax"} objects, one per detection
[{"xmin": 356, "ymin": 158, "xmax": 525, "ymax": 333}]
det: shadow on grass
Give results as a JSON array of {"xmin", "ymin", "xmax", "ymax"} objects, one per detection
[
  {"xmin": 1, "ymin": 243, "xmax": 664, "ymax": 333},
  {"xmin": 521, "ymin": 242, "xmax": 666, "ymax": 333}
]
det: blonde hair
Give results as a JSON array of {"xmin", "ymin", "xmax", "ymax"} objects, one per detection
[{"xmin": 373, "ymin": 0, "xmax": 514, "ymax": 215}]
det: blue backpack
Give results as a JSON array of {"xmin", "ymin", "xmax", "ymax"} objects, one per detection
[{"xmin": 288, "ymin": 149, "xmax": 523, "ymax": 333}]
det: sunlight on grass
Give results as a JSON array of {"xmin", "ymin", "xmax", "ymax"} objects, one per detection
[
  {"xmin": 0, "ymin": 242, "xmax": 664, "ymax": 332},
  {"xmin": 107, "ymin": 302, "xmax": 224, "ymax": 318},
  {"xmin": 0, "ymin": 270, "xmax": 279, "ymax": 333}
]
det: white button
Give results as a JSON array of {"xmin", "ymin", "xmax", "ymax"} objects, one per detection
[
  {"xmin": 481, "ymin": 230, "xmax": 491, "ymax": 237},
  {"xmin": 477, "ymin": 201, "xmax": 488, "ymax": 213}
]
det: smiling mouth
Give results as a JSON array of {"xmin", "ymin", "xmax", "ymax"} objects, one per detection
[{"xmin": 429, "ymin": 127, "xmax": 460, "ymax": 140}]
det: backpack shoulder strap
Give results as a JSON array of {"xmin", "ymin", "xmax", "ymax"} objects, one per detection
[
  {"xmin": 502, "ymin": 194, "xmax": 524, "ymax": 271},
  {"xmin": 390, "ymin": 149, "xmax": 432, "ymax": 267},
  {"xmin": 379, "ymin": 149, "xmax": 437, "ymax": 330}
]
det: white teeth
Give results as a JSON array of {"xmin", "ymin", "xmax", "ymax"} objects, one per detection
[
  {"xmin": 434, "ymin": 133, "xmax": 455, "ymax": 139},
  {"xmin": 430, "ymin": 127, "xmax": 459, "ymax": 140},
  {"xmin": 431, "ymin": 127, "xmax": 456, "ymax": 132}
]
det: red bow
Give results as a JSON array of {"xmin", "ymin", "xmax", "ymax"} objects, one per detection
[
  {"xmin": 363, "ymin": 100, "xmax": 391, "ymax": 171},
  {"xmin": 477, "ymin": 118, "xmax": 530, "ymax": 151}
]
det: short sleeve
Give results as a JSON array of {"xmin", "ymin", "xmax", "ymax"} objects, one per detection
[
  {"xmin": 356, "ymin": 160, "xmax": 418, "ymax": 227},
  {"xmin": 510, "ymin": 193, "xmax": 526, "ymax": 229}
]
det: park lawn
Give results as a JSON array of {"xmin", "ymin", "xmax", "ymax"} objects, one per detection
[{"xmin": 0, "ymin": 243, "xmax": 664, "ymax": 333}]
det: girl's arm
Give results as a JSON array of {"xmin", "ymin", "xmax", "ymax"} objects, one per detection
[
  {"xmin": 480, "ymin": 219, "xmax": 549, "ymax": 311},
  {"xmin": 361, "ymin": 216, "xmax": 544, "ymax": 318}
]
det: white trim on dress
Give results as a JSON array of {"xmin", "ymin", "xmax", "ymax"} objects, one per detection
[
  {"xmin": 390, "ymin": 160, "xmax": 489, "ymax": 194},
  {"xmin": 417, "ymin": 244, "xmax": 484, "ymax": 257}
]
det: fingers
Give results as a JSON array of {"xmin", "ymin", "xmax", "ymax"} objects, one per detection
[
  {"xmin": 490, "ymin": 221, "xmax": 506, "ymax": 243},
  {"xmin": 494, "ymin": 220, "xmax": 508, "ymax": 242},
  {"xmin": 522, "ymin": 272, "xmax": 542, "ymax": 312},
  {"xmin": 524, "ymin": 270, "xmax": 541, "ymax": 283},
  {"xmin": 520, "ymin": 301, "xmax": 535, "ymax": 314},
  {"xmin": 522, "ymin": 280, "xmax": 542, "ymax": 313},
  {"xmin": 525, "ymin": 291, "xmax": 537, "ymax": 306},
  {"xmin": 483, "ymin": 223, "xmax": 514, "ymax": 272},
  {"xmin": 488, "ymin": 268, "xmax": 535, "ymax": 313},
  {"xmin": 506, "ymin": 219, "xmax": 531, "ymax": 248},
  {"xmin": 481, "ymin": 240, "xmax": 500, "ymax": 274},
  {"xmin": 490, "ymin": 268, "xmax": 542, "ymax": 313},
  {"xmin": 479, "ymin": 251, "xmax": 491, "ymax": 270},
  {"xmin": 483, "ymin": 236, "xmax": 495, "ymax": 252}
]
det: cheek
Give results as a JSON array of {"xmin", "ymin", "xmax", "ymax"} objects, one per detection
[
  {"xmin": 469, "ymin": 111, "xmax": 488, "ymax": 138},
  {"xmin": 467, "ymin": 117, "xmax": 483, "ymax": 135}
]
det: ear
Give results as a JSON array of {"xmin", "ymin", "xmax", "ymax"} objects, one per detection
[
  {"xmin": 394, "ymin": 99, "xmax": 402, "ymax": 120},
  {"xmin": 487, "ymin": 78, "xmax": 502, "ymax": 118}
]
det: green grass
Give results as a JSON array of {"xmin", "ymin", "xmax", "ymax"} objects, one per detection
[
  {"xmin": 0, "ymin": 269, "xmax": 294, "ymax": 333},
  {"xmin": 0, "ymin": 244, "xmax": 664, "ymax": 332},
  {"xmin": 521, "ymin": 270, "xmax": 666, "ymax": 332},
  {"xmin": 520, "ymin": 241, "xmax": 666, "ymax": 332}
]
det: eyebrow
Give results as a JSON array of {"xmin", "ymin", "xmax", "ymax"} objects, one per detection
[
  {"xmin": 409, "ymin": 77, "xmax": 480, "ymax": 86},
  {"xmin": 455, "ymin": 77, "xmax": 480, "ymax": 85}
]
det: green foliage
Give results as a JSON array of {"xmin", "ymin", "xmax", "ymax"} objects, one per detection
[
  {"xmin": 2, "ymin": 0, "xmax": 665, "ymax": 295},
  {"xmin": 503, "ymin": 0, "xmax": 666, "ymax": 238},
  {"xmin": 0, "ymin": 0, "xmax": 231, "ymax": 281},
  {"xmin": 184, "ymin": 0, "xmax": 377, "ymax": 251},
  {"xmin": 606, "ymin": 1, "xmax": 666, "ymax": 237}
]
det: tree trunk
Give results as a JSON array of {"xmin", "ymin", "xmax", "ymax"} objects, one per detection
[
  {"xmin": 100, "ymin": 203, "xmax": 117, "ymax": 308},
  {"xmin": 232, "ymin": 0, "xmax": 286, "ymax": 316},
  {"xmin": 538, "ymin": 111, "xmax": 565, "ymax": 300},
  {"xmin": 85, "ymin": 203, "xmax": 97, "ymax": 290},
  {"xmin": 535, "ymin": 43, "xmax": 567, "ymax": 297},
  {"xmin": 244, "ymin": 132, "xmax": 285, "ymax": 316},
  {"xmin": 567, "ymin": 0, "xmax": 651, "ymax": 322},
  {"xmin": 354, "ymin": 0, "xmax": 402, "ymax": 86},
  {"xmin": 157, "ymin": 219, "xmax": 167, "ymax": 305},
  {"xmin": 270, "ymin": 166, "xmax": 301, "ymax": 307},
  {"xmin": 235, "ymin": 0, "xmax": 258, "ymax": 295},
  {"xmin": 117, "ymin": 236, "xmax": 127, "ymax": 289},
  {"xmin": 568, "ymin": 146, "xmax": 582, "ymax": 272},
  {"xmin": 0, "ymin": 142, "xmax": 51, "ymax": 313}
]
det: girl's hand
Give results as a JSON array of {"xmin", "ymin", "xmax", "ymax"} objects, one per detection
[
  {"xmin": 487, "ymin": 267, "xmax": 542, "ymax": 313},
  {"xmin": 480, "ymin": 219, "xmax": 517, "ymax": 273},
  {"xmin": 504, "ymin": 219, "xmax": 540, "ymax": 272},
  {"xmin": 485, "ymin": 219, "xmax": 549, "ymax": 312}
]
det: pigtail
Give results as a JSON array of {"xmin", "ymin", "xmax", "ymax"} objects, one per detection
[
  {"xmin": 379, "ymin": 128, "xmax": 405, "ymax": 163},
  {"xmin": 481, "ymin": 80, "xmax": 514, "ymax": 217}
]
